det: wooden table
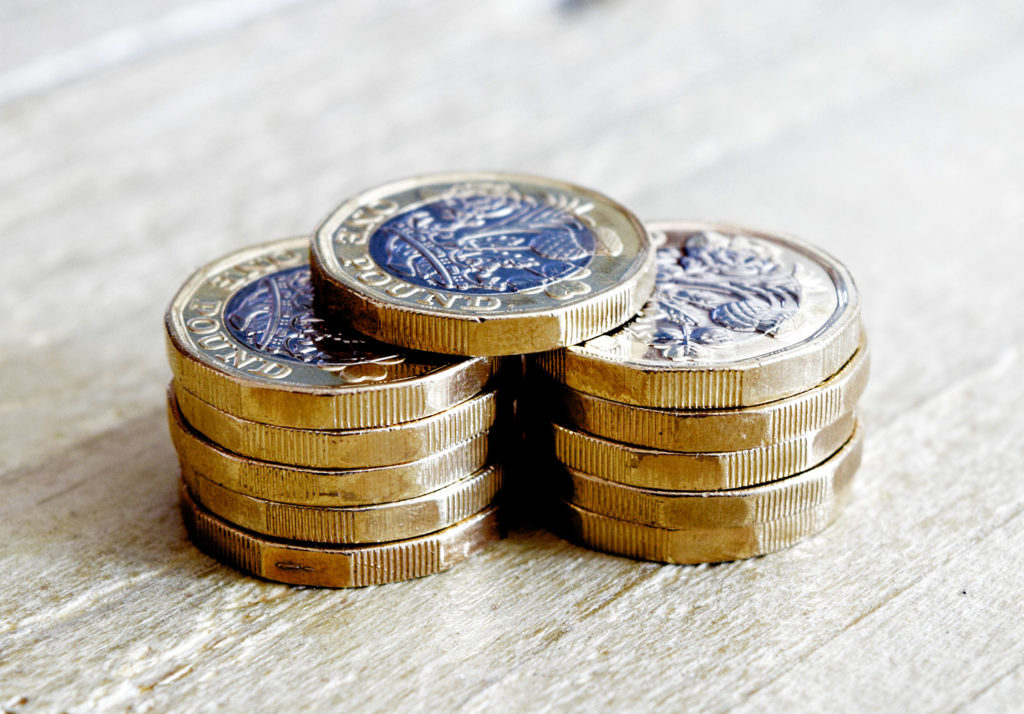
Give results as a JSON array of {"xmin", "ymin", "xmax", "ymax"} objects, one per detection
[{"xmin": 3, "ymin": 1, "xmax": 1023, "ymax": 711}]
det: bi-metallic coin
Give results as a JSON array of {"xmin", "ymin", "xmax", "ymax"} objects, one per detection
[
  {"xmin": 311, "ymin": 172, "xmax": 657, "ymax": 356},
  {"xmin": 166, "ymin": 237, "xmax": 495, "ymax": 429},
  {"xmin": 533, "ymin": 221, "xmax": 861, "ymax": 408}
]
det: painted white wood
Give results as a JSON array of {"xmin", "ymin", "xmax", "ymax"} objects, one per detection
[{"xmin": 2, "ymin": 1, "xmax": 1023, "ymax": 711}]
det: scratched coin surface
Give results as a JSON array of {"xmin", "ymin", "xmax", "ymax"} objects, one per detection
[
  {"xmin": 533, "ymin": 220, "xmax": 861, "ymax": 407},
  {"xmin": 165, "ymin": 237, "xmax": 495, "ymax": 429},
  {"xmin": 181, "ymin": 483, "xmax": 501, "ymax": 588},
  {"xmin": 311, "ymin": 172, "xmax": 657, "ymax": 356}
]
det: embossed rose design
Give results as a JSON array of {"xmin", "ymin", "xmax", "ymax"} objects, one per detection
[{"xmin": 620, "ymin": 232, "xmax": 802, "ymax": 361}]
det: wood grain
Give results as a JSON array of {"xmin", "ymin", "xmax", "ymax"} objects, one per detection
[{"xmin": 2, "ymin": 1, "xmax": 1023, "ymax": 711}]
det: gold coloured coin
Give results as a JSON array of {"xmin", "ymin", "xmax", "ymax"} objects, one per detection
[
  {"xmin": 533, "ymin": 221, "xmax": 861, "ymax": 408},
  {"xmin": 557, "ymin": 497, "xmax": 848, "ymax": 564},
  {"xmin": 174, "ymin": 385, "xmax": 497, "ymax": 469},
  {"xmin": 560, "ymin": 424, "xmax": 861, "ymax": 528},
  {"xmin": 551, "ymin": 344, "xmax": 868, "ymax": 453},
  {"xmin": 311, "ymin": 172, "xmax": 657, "ymax": 356},
  {"xmin": 180, "ymin": 483, "xmax": 501, "ymax": 587},
  {"xmin": 550, "ymin": 411, "xmax": 856, "ymax": 491},
  {"xmin": 168, "ymin": 396, "xmax": 490, "ymax": 506},
  {"xmin": 183, "ymin": 462, "xmax": 501, "ymax": 544},
  {"xmin": 166, "ymin": 236, "xmax": 496, "ymax": 429}
]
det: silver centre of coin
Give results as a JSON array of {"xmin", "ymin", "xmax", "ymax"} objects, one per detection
[{"xmin": 582, "ymin": 229, "xmax": 845, "ymax": 365}]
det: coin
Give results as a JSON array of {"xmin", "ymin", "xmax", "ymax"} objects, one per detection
[
  {"xmin": 550, "ymin": 343, "xmax": 868, "ymax": 452},
  {"xmin": 550, "ymin": 410, "xmax": 856, "ymax": 491},
  {"xmin": 559, "ymin": 424, "xmax": 861, "ymax": 528},
  {"xmin": 182, "ymin": 461, "xmax": 501, "ymax": 543},
  {"xmin": 557, "ymin": 497, "xmax": 848, "ymax": 564},
  {"xmin": 311, "ymin": 172, "xmax": 657, "ymax": 356},
  {"xmin": 167, "ymin": 395, "xmax": 490, "ymax": 506},
  {"xmin": 180, "ymin": 482, "xmax": 501, "ymax": 587},
  {"xmin": 173, "ymin": 385, "xmax": 497, "ymax": 469},
  {"xmin": 166, "ymin": 236, "xmax": 496, "ymax": 429},
  {"xmin": 533, "ymin": 221, "xmax": 861, "ymax": 408}
]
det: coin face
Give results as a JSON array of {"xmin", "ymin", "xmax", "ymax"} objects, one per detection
[
  {"xmin": 166, "ymin": 237, "xmax": 495, "ymax": 428},
  {"xmin": 534, "ymin": 221, "xmax": 861, "ymax": 407},
  {"xmin": 311, "ymin": 172, "xmax": 657, "ymax": 355}
]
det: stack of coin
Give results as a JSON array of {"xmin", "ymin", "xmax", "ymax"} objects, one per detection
[
  {"xmin": 307, "ymin": 172, "xmax": 662, "ymax": 526},
  {"xmin": 166, "ymin": 172, "xmax": 870, "ymax": 578},
  {"xmin": 165, "ymin": 238, "xmax": 504, "ymax": 587},
  {"xmin": 530, "ymin": 221, "xmax": 867, "ymax": 564}
]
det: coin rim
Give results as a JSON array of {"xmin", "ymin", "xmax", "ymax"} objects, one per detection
[
  {"xmin": 165, "ymin": 235, "xmax": 497, "ymax": 428},
  {"xmin": 173, "ymin": 383, "xmax": 498, "ymax": 468},
  {"xmin": 167, "ymin": 394, "xmax": 491, "ymax": 506},
  {"xmin": 550, "ymin": 342, "xmax": 869, "ymax": 453},
  {"xmin": 182, "ymin": 461, "xmax": 502, "ymax": 543},
  {"xmin": 180, "ymin": 482, "xmax": 501, "ymax": 587},
  {"xmin": 559, "ymin": 423, "xmax": 861, "ymax": 528},
  {"xmin": 549, "ymin": 409, "xmax": 857, "ymax": 491},
  {"xmin": 533, "ymin": 220, "xmax": 861, "ymax": 407},
  {"xmin": 556, "ymin": 496, "xmax": 849, "ymax": 564},
  {"xmin": 310, "ymin": 171, "xmax": 658, "ymax": 355}
]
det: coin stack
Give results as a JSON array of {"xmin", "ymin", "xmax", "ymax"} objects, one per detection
[
  {"xmin": 529, "ymin": 221, "xmax": 867, "ymax": 564},
  {"xmin": 166, "ymin": 172, "xmax": 868, "ymax": 580},
  {"xmin": 165, "ymin": 238, "xmax": 506, "ymax": 587}
]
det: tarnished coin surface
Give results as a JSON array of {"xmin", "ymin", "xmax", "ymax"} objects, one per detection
[
  {"xmin": 560, "ymin": 424, "xmax": 861, "ymax": 528},
  {"xmin": 183, "ymin": 462, "xmax": 502, "ymax": 544},
  {"xmin": 533, "ymin": 221, "xmax": 861, "ymax": 407},
  {"xmin": 557, "ymin": 497, "xmax": 848, "ymax": 565},
  {"xmin": 181, "ymin": 483, "xmax": 501, "ymax": 587},
  {"xmin": 173, "ymin": 384, "xmax": 497, "ymax": 469},
  {"xmin": 168, "ymin": 395, "xmax": 490, "ymax": 506},
  {"xmin": 311, "ymin": 172, "xmax": 657, "ymax": 356},
  {"xmin": 550, "ymin": 343, "xmax": 868, "ymax": 453},
  {"xmin": 550, "ymin": 410, "xmax": 856, "ymax": 491},
  {"xmin": 166, "ymin": 237, "xmax": 495, "ymax": 429}
]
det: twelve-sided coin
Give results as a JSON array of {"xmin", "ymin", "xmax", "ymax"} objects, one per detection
[
  {"xmin": 311, "ymin": 172, "xmax": 657, "ymax": 356},
  {"xmin": 166, "ymin": 237, "xmax": 496, "ymax": 429},
  {"xmin": 534, "ymin": 220, "xmax": 861, "ymax": 407}
]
